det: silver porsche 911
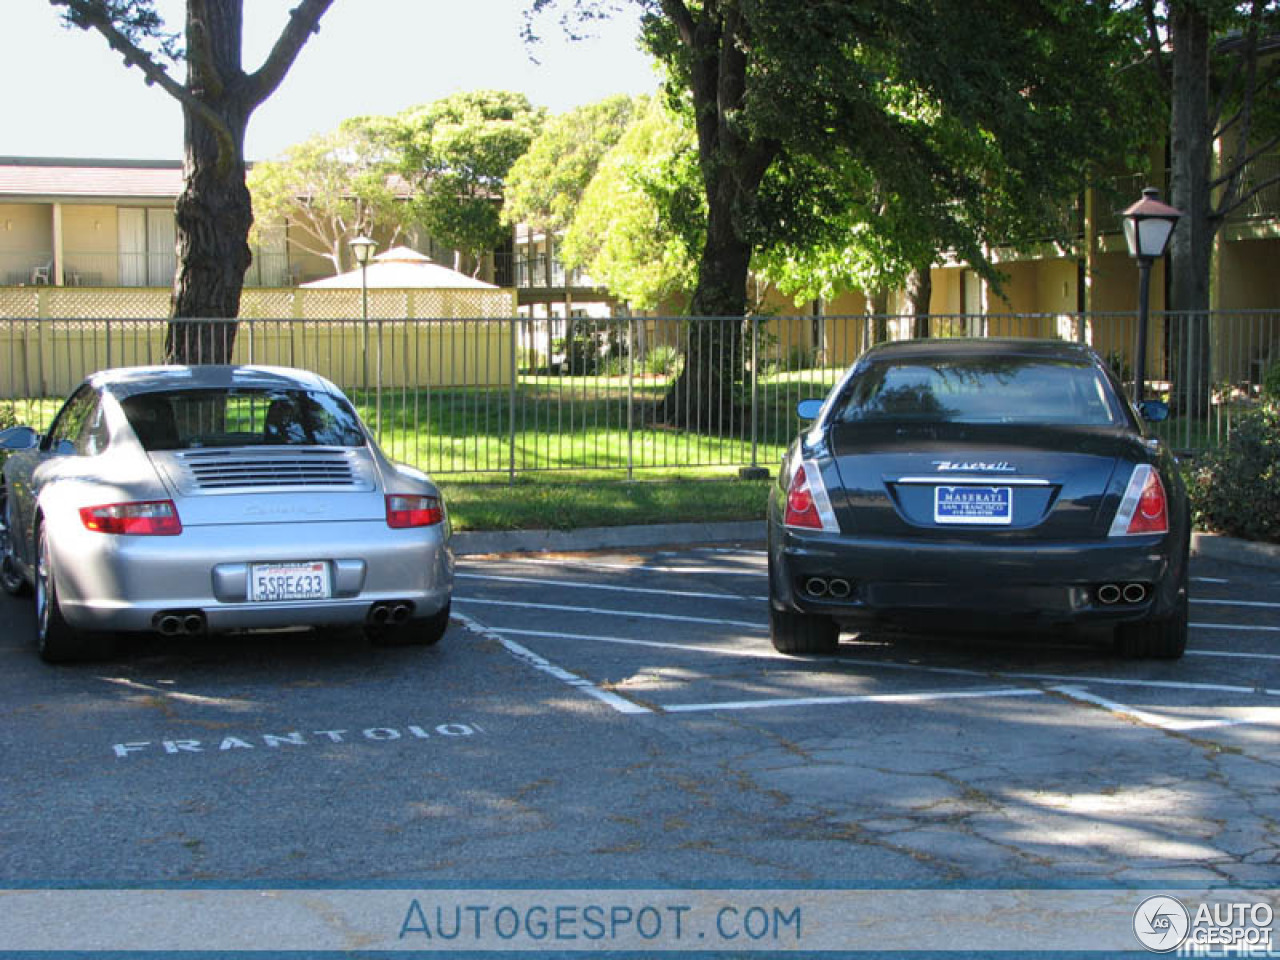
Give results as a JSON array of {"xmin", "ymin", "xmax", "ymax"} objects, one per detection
[{"xmin": 0, "ymin": 365, "xmax": 453, "ymax": 662}]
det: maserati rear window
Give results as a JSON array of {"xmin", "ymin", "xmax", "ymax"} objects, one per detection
[
  {"xmin": 122, "ymin": 389, "xmax": 367, "ymax": 450},
  {"xmin": 832, "ymin": 357, "xmax": 1126, "ymax": 426}
]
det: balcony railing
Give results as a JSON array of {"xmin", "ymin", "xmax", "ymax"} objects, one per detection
[
  {"xmin": 499, "ymin": 252, "xmax": 596, "ymax": 290},
  {"xmin": 1, "ymin": 251, "xmax": 55, "ymax": 286},
  {"xmin": 2, "ymin": 248, "xmax": 293, "ymax": 288},
  {"xmin": 1227, "ymin": 153, "xmax": 1280, "ymax": 222}
]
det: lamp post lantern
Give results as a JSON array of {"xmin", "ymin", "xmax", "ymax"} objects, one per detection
[
  {"xmin": 349, "ymin": 234, "xmax": 377, "ymax": 322},
  {"xmin": 1122, "ymin": 188, "xmax": 1182, "ymax": 405},
  {"xmin": 349, "ymin": 235, "xmax": 379, "ymax": 431}
]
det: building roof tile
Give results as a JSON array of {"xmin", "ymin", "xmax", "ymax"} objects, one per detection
[{"xmin": 0, "ymin": 158, "xmax": 183, "ymax": 200}]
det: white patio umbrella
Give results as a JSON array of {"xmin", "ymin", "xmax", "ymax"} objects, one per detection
[{"xmin": 301, "ymin": 245, "xmax": 497, "ymax": 289}]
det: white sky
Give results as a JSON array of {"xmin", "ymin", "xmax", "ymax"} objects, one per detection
[{"xmin": 2, "ymin": 0, "xmax": 659, "ymax": 162}]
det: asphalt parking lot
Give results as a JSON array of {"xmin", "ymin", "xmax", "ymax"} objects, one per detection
[
  {"xmin": 2, "ymin": 537, "xmax": 1277, "ymax": 897},
  {"xmin": 455, "ymin": 542, "xmax": 1280, "ymax": 735}
]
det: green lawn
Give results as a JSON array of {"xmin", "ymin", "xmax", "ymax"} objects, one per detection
[{"xmin": 439, "ymin": 476, "xmax": 772, "ymax": 532}]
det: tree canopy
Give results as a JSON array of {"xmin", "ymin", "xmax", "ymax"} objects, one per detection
[
  {"xmin": 395, "ymin": 90, "xmax": 545, "ymax": 273},
  {"xmin": 531, "ymin": 0, "xmax": 1142, "ymax": 322},
  {"xmin": 503, "ymin": 94, "xmax": 641, "ymax": 235},
  {"xmin": 248, "ymin": 117, "xmax": 409, "ymax": 276},
  {"xmin": 558, "ymin": 96, "xmax": 701, "ymax": 310}
]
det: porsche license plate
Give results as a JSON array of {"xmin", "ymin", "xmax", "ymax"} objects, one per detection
[
  {"xmin": 250, "ymin": 561, "xmax": 331, "ymax": 602},
  {"xmin": 934, "ymin": 486, "xmax": 1012, "ymax": 525}
]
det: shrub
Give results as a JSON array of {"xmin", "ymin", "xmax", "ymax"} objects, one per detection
[
  {"xmin": 1188, "ymin": 398, "xmax": 1280, "ymax": 544},
  {"xmin": 1263, "ymin": 359, "xmax": 1280, "ymax": 402},
  {"xmin": 643, "ymin": 345, "xmax": 681, "ymax": 377}
]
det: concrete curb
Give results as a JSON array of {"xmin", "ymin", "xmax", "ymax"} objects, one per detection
[
  {"xmin": 452, "ymin": 520, "xmax": 765, "ymax": 556},
  {"xmin": 1191, "ymin": 532, "xmax": 1280, "ymax": 571},
  {"xmin": 456, "ymin": 522, "xmax": 1280, "ymax": 572}
]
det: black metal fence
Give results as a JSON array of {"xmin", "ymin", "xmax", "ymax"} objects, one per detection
[{"xmin": 2, "ymin": 311, "xmax": 1277, "ymax": 478}]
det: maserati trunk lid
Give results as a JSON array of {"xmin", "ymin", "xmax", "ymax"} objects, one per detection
[{"xmin": 825, "ymin": 422, "xmax": 1144, "ymax": 540}]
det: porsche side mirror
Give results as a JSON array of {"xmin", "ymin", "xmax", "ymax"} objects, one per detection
[{"xmin": 796, "ymin": 399, "xmax": 824, "ymax": 421}]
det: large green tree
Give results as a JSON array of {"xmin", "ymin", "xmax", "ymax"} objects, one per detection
[
  {"xmin": 503, "ymin": 94, "xmax": 641, "ymax": 235},
  {"xmin": 531, "ymin": 0, "xmax": 1137, "ymax": 424},
  {"xmin": 557, "ymin": 96, "xmax": 701, "ymax": 310},
  {"xmin": 248, "ymin": 117, "xmax": 409, "ymax": 277},
  {"xmin": 1136, "ymin": 0, "xmax": 1280, "ymax": 412},
  {"xmin": 53, "ymin": 0, "xmax": 334, "ymax": 362},
  {"xmin": 396, "ymin": 90, "xmax": 544, "ymax": 275}
]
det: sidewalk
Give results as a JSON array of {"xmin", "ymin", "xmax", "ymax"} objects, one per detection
[{"xmin": 454, "ymin": 522, "xmax": 1280, "ymax": 571}]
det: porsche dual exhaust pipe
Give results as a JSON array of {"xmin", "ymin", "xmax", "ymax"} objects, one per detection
[
  {"xmin": 368, "ymin": 601, "xmax": 415, "ymax": 625},
  {"xmin": 153, "ymin": 610, "xmax": 207, "ymax": 636}
]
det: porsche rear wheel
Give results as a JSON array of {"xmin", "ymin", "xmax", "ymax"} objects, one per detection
[
  {"xmin": 368, "ymin": 600, "xmax": 451, "ymax": 647},
  {"xmin": 770, "ymin": 605, "xmax": 839, "ymax": 655},
  {"xmin": 35, "ymin": 525, "xmax": 85, "ymax": 663}
]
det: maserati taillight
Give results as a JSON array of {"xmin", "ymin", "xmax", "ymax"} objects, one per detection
[
  {"xmin": 783, "ymin": 461, "xmax": 838, "ymax": 532},
  {"xmin": 80, "ymin": 500, "xmax": 182, "ymax": 536},
  {"xmin": 1108, "ymin": 465, "xmax": 1169, "ymax": 537}
]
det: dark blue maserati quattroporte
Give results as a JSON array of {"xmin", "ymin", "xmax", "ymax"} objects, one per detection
[{"xmin": 767, "ymin": 338, "xmax": 1190, "ymax": 659}]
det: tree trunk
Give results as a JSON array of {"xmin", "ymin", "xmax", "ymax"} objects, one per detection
[
  {"xmin": 660, "ymin": 192, "xmax": 752, "ymax": 431},
  {"xmin": 162, "ymin": 0, "xmax": 254, "ymax": 363},
  {"xmin": 653, "ymin": 3, "xmax": 776, "ymax": 430},
  {"xmin": 866, "ymin": 289, "xmax": 890, "ymax": 346},
  {"xmin": 905, "ymin": 266, "xmax": 932, "ymax": 339},
  {"xmin": 166, "ymin": 105, "xmax": 253, "ymax": 364},
  {"xmin": 1168, "ymin": 1, "xmax": 1214, "ymax": 416}
]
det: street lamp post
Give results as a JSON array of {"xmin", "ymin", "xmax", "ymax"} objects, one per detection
[
  {"xmin": 1122, "ymin": 188, "xmax": 1182, "ymax": 406},
  {"xmin": 349, "ymin": 235, "xmax": 379, "ymax": 430}
]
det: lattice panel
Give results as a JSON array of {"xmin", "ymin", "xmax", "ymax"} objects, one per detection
[
  {"xmin": 46, "ymin": 288, "xmax": 171, "ymax": 319},
  {"xmin": 239, "ymin": 290, "xmax": 296, "ymax": 319},
  {"xmin": 409, "ymin": 288, "xmax": 517, "ymax": 319},
  {"xmin": 0, "ymin": 289, "xmax": 39, "ymax": 319}
]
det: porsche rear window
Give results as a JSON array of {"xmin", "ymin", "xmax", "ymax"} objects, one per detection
[
  {"xmin": 121, "ymin": 389, "xmax": 367, "ymax": 450},
  {"xmin": 832, "ymin": 357, "xmax": 1126, "ymax": 426}
]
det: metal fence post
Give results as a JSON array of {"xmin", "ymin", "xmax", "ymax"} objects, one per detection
[
  {"xmin": 750, "ymin": 315, "xmax": 760, "ymax": 470},
  {"xmin": 508, "ymin": 316, "xmax": 518, "ymax": 486},
  {"xmin": 627, "ymin": 314, "xmax": 635, "ymax": 482}
]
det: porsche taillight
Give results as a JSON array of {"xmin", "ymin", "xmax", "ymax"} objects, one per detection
[
  {"xmin": 80, "ymin": 500, "xmax": 182, "ymax": 536},
  {"xmin": 1108, "ymin": 465, "xmax": 1170, "ymax": 537},
  {"xmin": 386, "ymin": 494, "xmax": 444, "ymax": 529},
  {"xmin": 783, "ymin": 461, "xmax": 838, "ymax": 532}
]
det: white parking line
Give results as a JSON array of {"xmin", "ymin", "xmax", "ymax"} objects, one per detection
[
  {"xmin": 495, "ymin": 628, "xmax": 789, "ymax": 661},
  {"xmin": 1188, "ymin": 648, "xmax": 1280, "ymax": 662},
  {"xmin": 1194, "ymin": 598, "xmax": 1280, "ymax": 610},
  {"xmin": 455, "ymin": 598, "xmax": 764, "ymax": 630},
  {"xmin": 1052, "ymin": 685, "xmax": 1279, "ymax": 732},
  {"xmin": 664, "ymin": 687, "xmax": 1045, "ymax": 714},
  {"xmin": 1193, "ymin": 622, "xmax": 1280, "ymax": 633},
  {"xmin": 456, "ymin": 573, "xmax": 747, "ymax": 602},
  {"xmin": 453, "ymin": 612, "xmax": 651, "ymax": 715}
]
